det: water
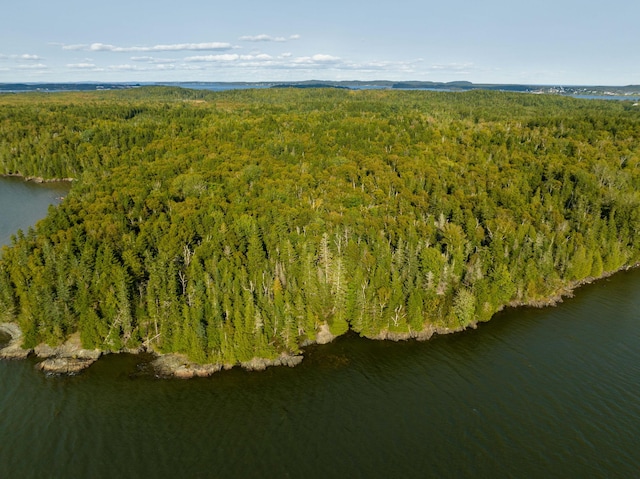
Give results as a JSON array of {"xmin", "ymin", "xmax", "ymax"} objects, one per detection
[
  {"xmin": 3, "ymin": 83, "xmax": 639, "ymax": 102},
  {"xmin": 570, "ymin": 94, "xmax": 640, "ymax": 101},
  {"xmin": 0, "ymin": 177, "xmax": 69, "ymax": 246},
  {"xmin": 1, "ymin": 177, "xmax": 640, "ymax": 478}
]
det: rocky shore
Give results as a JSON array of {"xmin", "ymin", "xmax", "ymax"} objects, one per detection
[
  {"xmin": 0, "ymin": 173, "xmax": 75, "ymax": 183},
  {"xmin": 33, "ymin": 333, "xmax": 102, "ymax": 374},
  {"xmin": 364, "ymin": 322, "xmax": 466, "ymax": 342},
  {"xmin": 507, "ymin": 262, "xmax": 640, "ymax": 310},
  {"xmin": 0, "ymin": 321, "xmax": 305, "ymax": 378},
  {"xmin": 1, "ymin": 263, "xmax": 638, "ymax": 378},
  {"xmin": 149, "ymin": 324, "xmax": 330, "ymax": 378},
  {"xmin": 0, "ymin": 323, "xmax": 31, "ymax": 359},
  {"xmin": 0, "ymin": 324, "xmax": 102, "ymax": 374},
  {"xmin": 151, "ymin": 352, "xmax": 304, "ymax": 379}
]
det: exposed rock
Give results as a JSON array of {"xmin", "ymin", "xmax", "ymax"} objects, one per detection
[
  {"xmin": 151, "ymin": 351, "xmax": 303, "ymax": 378},
  {"xmin": 32, "ymin": 332, "xmax": 102, "ymax": 360},
  {"xmin": 279, "ymin": 354, "xmax": 304, "ymax": 368},
  {"xmin": 315, "ymin": 323, "xmax": 337, "ymax": 345},
  {"xmin": 241, "ymin": 353, "xmax": 303, "ymax": 371},
  {"xmin": 34, "ymin": 343, "xmax": 57, "ymax": 358},
  {"xmin": 240, "ymin": 357, "xmax": 271, "ymax": 371},
  {"xmin": 120, "ymin": 346, "xmax": 146, "ymax": 355},
  {"xmin": 0, "ymin": 322, "xmax": 32, "ymax": 359},
  {"xmin": 0, "ymin": 322, "xmax": 22, "ymax": 339},
  {"xmin": 37, "ymin": 357, "xmax": 96, "ymax": 375},
  {"xmin": 0, "ymin": 345, "xmax": 31, "ymax": 360},
  {"xmin": 364, "ymin": 323, "xmax": 458, "ymax": 342},
  {"xmin": 0, "ymin": 173, "xmax": 75, "ymax": 183},
  {"xmin": 151, "ymin": 354, "xmax": 225, "ymax": 379},
  {"xmin": 31, "ymin": 332, "xmax": 101, "ymax": 374},
  {"xmin": 506, "ymin": 263, "xmax": 640, "ymax": 311},
  {"xmin": 5, "ymin": 264, "xmax": 640, "ymax": 378}
]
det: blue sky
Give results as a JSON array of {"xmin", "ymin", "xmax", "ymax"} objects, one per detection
[{"xmin": 1, "ymin": 0, "xmax": 638, "ymax": 85}]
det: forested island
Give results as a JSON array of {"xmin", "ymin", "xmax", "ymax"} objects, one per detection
[{"xmin": 0, "ymin": 87, "xmax": 639, "ymax": 376}]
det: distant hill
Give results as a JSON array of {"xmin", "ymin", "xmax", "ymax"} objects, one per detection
[
  {"xmin": 0, "ymin": 83, "xmax": 139, "ymax": 93},
  {"xmin": 270, "ymin": 83, "xmax": 350, "ymax": 90},
  {"xmin": 1, "ymin": 81, "xmax": 639, "ymax": 97}
]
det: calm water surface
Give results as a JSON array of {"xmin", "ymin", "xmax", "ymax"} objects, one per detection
[
  {"xmin": 0, "ymin": 177, "xmax": 69, "ymax": 246},
  {"xmin": 1, "ymin": 178, "xmax": 639, "ymax": 478}
]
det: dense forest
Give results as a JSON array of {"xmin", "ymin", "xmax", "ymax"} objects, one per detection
[{"xmin": 0, "ymin": 87, "xmax": 639, "ymax": 365}]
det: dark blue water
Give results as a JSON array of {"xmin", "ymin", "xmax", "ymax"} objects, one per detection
[{"xmin": 1, "ymin": 178, "xmax": 639, "ymax": 478}]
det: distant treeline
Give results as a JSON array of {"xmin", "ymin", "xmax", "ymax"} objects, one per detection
[
  {"xmin": 0, "ymin": 87, "xmax": 639, "ymax": 364},
  {"xmin": 3, "ymin": 81, "xmax": 639, "ymax": 95}
]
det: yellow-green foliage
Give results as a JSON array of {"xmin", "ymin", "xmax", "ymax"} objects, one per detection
[{"xmin": 1, "ymin": 87, "xmax": 639, "ymax": 362}]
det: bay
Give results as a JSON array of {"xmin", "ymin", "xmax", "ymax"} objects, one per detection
[
  {"xmin": 0, "ymin": 176, "xmax": 70, "ymax": 246},
  {"xmin": 1, "ymin": 177, "xmax": 639, "ymax": 478}
]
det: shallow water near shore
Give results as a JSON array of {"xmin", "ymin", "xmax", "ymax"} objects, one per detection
[{"xmin": 1, "ymin": 178, "xmax": 640, "ymax": 478}]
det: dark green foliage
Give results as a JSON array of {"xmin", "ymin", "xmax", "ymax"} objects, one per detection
[{"xmin": 1, "ymin": 87, "xmax": 639, "ymax": 363}]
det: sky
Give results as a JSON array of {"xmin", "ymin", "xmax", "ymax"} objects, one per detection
[{"xmin": 1, "ymin": 0, "xmax": 639, "ymax": 85}]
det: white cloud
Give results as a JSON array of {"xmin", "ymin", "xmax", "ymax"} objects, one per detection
[
  {"xmin": 131, "ymin": 56, "xmax": 177, "ymax": 64},
  {"xmin": 178, "ymin": 51, "xmax": 420, "ymax": 75},
  {"xmin": 60, "ymin": 44, "xmax": 85, "ymax": 51},
  {"xmin": 1, "ymin": 53, "xmax": 43, "ymax": 61},
  {"xmin": 67, "ymin": 63, "xmax": 97, "ymax": 69},
  {"xmin": 312, "ymin": 54, "xmax": 340, "ymax": 62},
  {"xmin": 292, "ymin": 54, "xmax": 341, "ymax": 65},
  {"xmin": 6, "ymin": 39, "xmax": 428, "ymax": 80},
  {"xmin": 106, "ymin": 64, "xmax": 140, "ymax": 71},
  {"xmin": 240, "ymin": 34, "xmax": 300, "ymax": 42},
  {"xmin": 16, "ymin": 63, "xmax": 48, "ymax": 70},
  {"xmin": 107, "ymin": 63, "xmax": 178, "ymax": 72},
  {"xmin": 185, "ymin": 54, "xmax": 240, "ymax": 62},
  {"xmin": 62, "ymin": 42, "xmax": 233, "ymax": 52},
  {"xmin": 181, "ymin": 64, "xmax": 206, "ymax": 71},
  {"xmin": 250, "ymin": 54, "xmax": 273, "ymax": 61},
  {"xmin": 428, "ymin": 62, "xmax": 474, "ymax": 73},
  {"xmin": 185, "ymin": 53, "xmax": 276, "ymax": 62},
  {"xmin": 17, "ymin": 54, "xmax": 43, "ymax": 61}
]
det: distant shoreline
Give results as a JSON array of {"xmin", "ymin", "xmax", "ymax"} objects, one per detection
[{"xmin": 1, "ymin": 81, "xmax": 639, "ymax": 98}]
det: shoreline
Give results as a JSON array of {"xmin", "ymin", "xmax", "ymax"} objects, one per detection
[
  {"xmin": 1, "ymin": 262, "xmax": 638, "ymax": 377},
  {"xmin": 505, "ymin": 261, "xmax": 640, "ymax": 311},
  {"xmin": 0, "ymin": 173, "xmax": 75, "ymax": 184}
]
